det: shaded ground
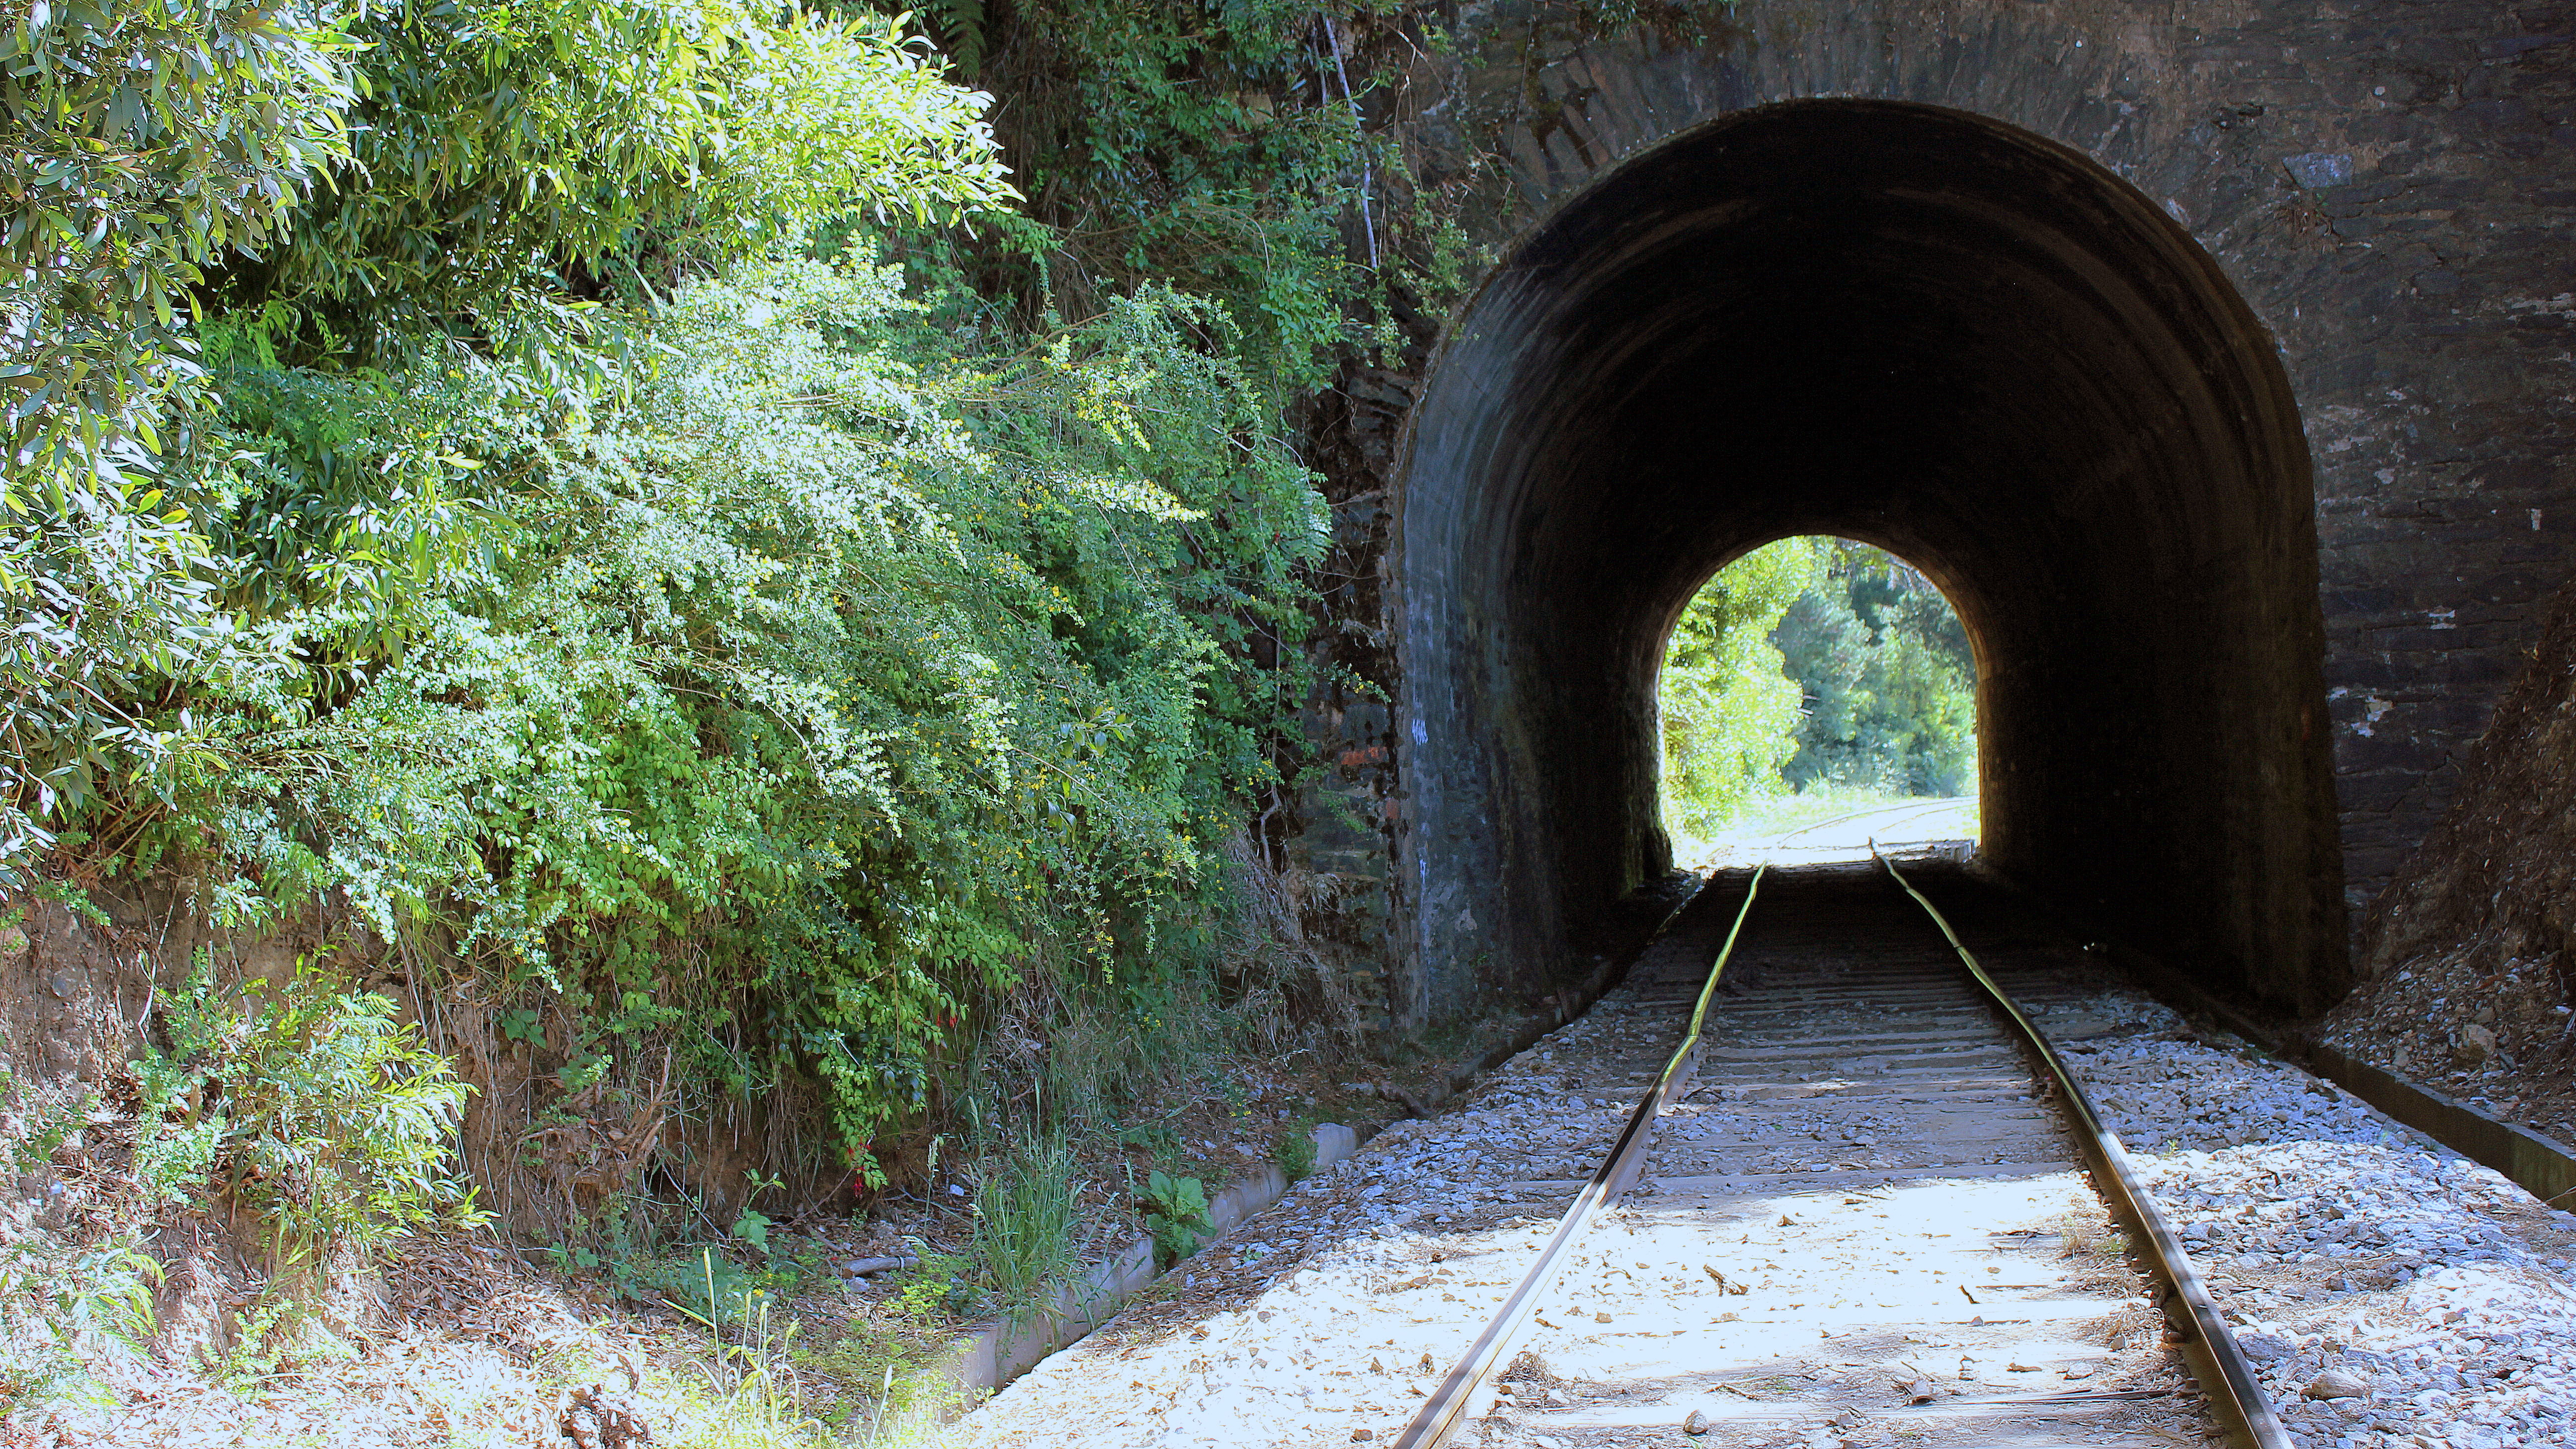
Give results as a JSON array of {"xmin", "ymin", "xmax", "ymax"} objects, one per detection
[{"xmin": 2325, "ymin": 577, "xmax": 2576, "ymax": 1145}]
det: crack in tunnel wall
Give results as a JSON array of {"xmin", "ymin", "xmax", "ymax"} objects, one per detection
[{"xmin": 1394, "ymin": 101, "xmax": 2347, "ymax": 1024}]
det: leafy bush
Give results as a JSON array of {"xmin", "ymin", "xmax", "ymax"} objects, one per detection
[
  {"xmin": 1136, "ymin": 1170, "xmax": 1212, "ymax": 1268},
  {"xmin": 0, "ymin": 0, "xmax": 1022, "ymax": 895},
  {"xmin": 171, "ymin": 254, "xmax": 1325, "ymax": 1201},
  {"xmin": 12, "ymin": 0, "xmax": 1341, "ymax": 1247},
  {"xmin": 219, "ymin": 1, "xmax": 1019, "ymax": 360},
  {"xmin": 129, "ymin": 1082, "xmax": 224, "ymax": 1212},
  {"xmin": 968, "ymin": 0, "xmax": 1380, "ymax": 388},
  {"xmin": 1658, "ymin": 539, "xmax": 1821, "ymax": 842},
  {"xmin": 888, "ymin": 1250, "xmax": 981, "ymax": 1321},
  {"xmin": 138, "ymin": 959, "xmax": 477, "ymax": 1273}
]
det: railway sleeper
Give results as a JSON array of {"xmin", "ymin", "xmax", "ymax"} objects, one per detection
[{"xmin": 955, "ymin": 861, "xmax": 2576, "ymax": 1449}]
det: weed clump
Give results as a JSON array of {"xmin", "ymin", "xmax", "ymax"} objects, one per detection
[{"xmin": 138, "ymin": 957, "xmax": 480, "ymax": 1278}]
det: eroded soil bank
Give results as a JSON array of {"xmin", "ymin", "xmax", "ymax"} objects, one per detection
[
  {"xmin": 2324, "ymin": 577, "xmax": 2576, "ymax": 1146},
  {"xmin": 0, "ymin": 860, "xmax": 1609, "ymax": 1447}
]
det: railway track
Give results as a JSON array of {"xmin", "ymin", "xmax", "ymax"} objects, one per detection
[{"xmin": 1393, "ymin": 855, "xmax": 2288, "ymax": 1449}]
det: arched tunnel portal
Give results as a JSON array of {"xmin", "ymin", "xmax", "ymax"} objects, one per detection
[{"xmin": 1394, "ymin": 100, "xmax": 2347, "ymax": 1029}]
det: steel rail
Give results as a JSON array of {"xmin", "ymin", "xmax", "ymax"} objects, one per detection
[
  {"xmin": 1873, "ymin": 848, "xmax": 2292, "ymax": 1449},
  {"xmin": 1387, "ymin": 865, "xmax": 1768, "ymax": 1449}
]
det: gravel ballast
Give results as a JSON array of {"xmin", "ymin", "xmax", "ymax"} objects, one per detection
[
  {"xmin": 2017, "ymin": 983, "xmax": 2576, "ymax": 1449},
  {"xmin": 953, "ymin": 997, "xmax": 1684, "ymax": 1447},
  {"xmin": 957, "ymin": 924, "xmax": 2576, "ymax": 1449}
]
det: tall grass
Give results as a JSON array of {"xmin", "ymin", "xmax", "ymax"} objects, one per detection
[{"xmin": 971, "ymin": 1137, "xmax": 1083, "ymax": 1332}]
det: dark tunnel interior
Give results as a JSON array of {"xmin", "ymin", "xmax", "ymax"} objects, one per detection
[{"xmin": 1393, "ymin": 100, "xmax": 2346, "ymax": 1028}]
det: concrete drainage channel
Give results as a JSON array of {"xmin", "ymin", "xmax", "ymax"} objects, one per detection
[{"xmin": 921, "ymin": 1120, "xmax": 1367, "ymax": 1403}]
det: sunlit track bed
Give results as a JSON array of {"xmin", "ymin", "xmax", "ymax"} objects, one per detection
[
  {"xmin": 951, "ymin": 862, "xmax": 2576, "ymax": 1449},
  {"xmin": 1411, "ymin": 861, "xmax": 2228, "ymax": 1449}
]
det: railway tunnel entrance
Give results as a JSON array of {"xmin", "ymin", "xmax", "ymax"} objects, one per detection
[{"xmin": 1393, "ymin": 99, "xmax": 2346, "ymax": 1029}]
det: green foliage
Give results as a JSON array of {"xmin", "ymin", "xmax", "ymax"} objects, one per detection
[
  {"xmin": 0, "ymin": 0, "xmax": 359, "ymax": 888},
  {"xmin": 1660, "ymin": 539, "xmax": 1980, "ymax": 840},
  {"xmin": 24, "ymin": 1242, "xmax": 159, "ymax": 1353},
  {"xmin": 1136, "ymin": 1169, "xmax": 1211, "ymax": 1267},
  {"xmin": 227, "ymin": 0, "xmax": 1017, "ymax": 353},
  {"xmin": 887, "ymin": 1249, "xmax": 980, "ymax": 1320},
  {"xmin": 970, "ymin": 1136, "xmax": 1081, "ymax": 1325},
  {"xmin": 13, "ymin": 0, "xmax": 1346, "ymax": 1257},
  {"xmin": 0, "ymin": 1237, "xmax": 161, "ymax": 1410},
  {"xmin": 613, "ymin": 1242, "xmax": 776, "ymax": 1325},
  {"xmin": 676, "ymin": 1285, "xmax": 829, "ymax": 1449},
  {"xmin": 0, "ymin": 0, "xmax": 356, "ymax": 484},
  {"xmin": 0, "ymin": 0, "xmax": 1022, "ymax": 896},
  {"xmin": 1, "ymin": 1086, "xmax": 82, "ymax": 1175},
  {"xmin": 789, "ymin": 1309, "xmax": 960, "ymax": 1438},
  {"xmin": 730, "ymin": 1208, "xmax": 778, "ymax": 1254},
  {"xmin": 204, "ymin": 1294, "xmax": 335, "ymax": 1394},
  {"xmin": 130, "ymin": 1057, "xmax": 223, "ymax": 1209},
  {"xmin": 917, "ymin": 0, "xmax": 989, "ymax": 77},
  {"xmin": 0, "ymin": 472, "xmax": 241, "ymax": 887},
  {"xmin": 171, "ymin": 254, "xmax": 1324, "ymax": 1183},
  {"xmin": 1773, "ymin": 543, "xmax": 1979, "ymax": 797},
  {"xmin": 1271, "ymin": 1127, "xmax": 1316, "ymax": 1183},
  {"xmin": 138, "ymin": 958, "xmax": 479, "ymax": 1273},
  {"xmin": 1658, "ymin": 538, "xmax": 1821, "ymax": 842},
  {"xmin": 966, "ymin": 0, "xmax": 1393, "ymax": 390}
]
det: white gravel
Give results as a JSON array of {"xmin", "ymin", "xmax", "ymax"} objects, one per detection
[
  {"xmin": 953, "ymin": 996, "xmax": 1679, "ymax": 1447},
  {"xmin": 958, "ymin": 960, "xmax": 2576, "ymax": 1449},
  {"xmin": 2025, "ymin": 988, "xmax": 2576, "ymax": 1449}
]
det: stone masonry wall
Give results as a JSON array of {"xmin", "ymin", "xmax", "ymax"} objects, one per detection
[{"xmin": 1290, "ymin": 0, "xmax": 2576, "ymax": 1029}]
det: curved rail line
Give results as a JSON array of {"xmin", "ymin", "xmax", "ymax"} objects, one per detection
[
  {"xmin": 1876, "ymin": 850, "xmax": 2290, "ymax": 1449},
  {"xmin": 1389, "ymin": 867, "xmax": 1770, "ymax": 1449},
  {"xmin": 1388, "ymin": 855, "xmax": 2291, "ymax": 1449}
]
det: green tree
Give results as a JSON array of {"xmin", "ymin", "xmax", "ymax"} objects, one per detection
[
  {"xmin": 1658, "ymin": 538, "xmax": 1821, "ymax": 842},
  {"xmin": 1772, "ymin": 543, "xmax": 1978, "ymax": 797},
  {"xmin": 0, "ymin": 0, "xmax": 360, "ymax": 884}
]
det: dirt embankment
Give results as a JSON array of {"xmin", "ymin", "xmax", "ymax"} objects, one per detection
[{"xmin": 2324, "ymin": 578, "xmax": 2576, "ymax": 1142}]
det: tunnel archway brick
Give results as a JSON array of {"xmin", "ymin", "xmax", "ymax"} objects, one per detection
[{"xmin": 1293, "ymin": 0, "xmax": 2575, "ymax": 1031}]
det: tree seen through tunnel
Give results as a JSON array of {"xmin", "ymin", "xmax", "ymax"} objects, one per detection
[{"xmin": 1657, "ymin": 538, "xmax": 1979, "ymax": 862}]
